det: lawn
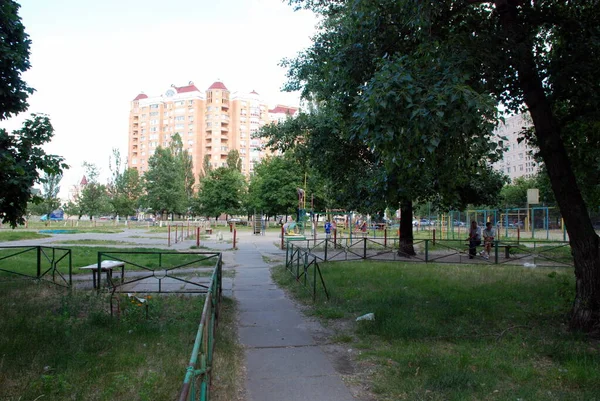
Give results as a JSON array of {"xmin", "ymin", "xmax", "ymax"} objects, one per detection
[
  {"xmin": 0, "ymin": 281, "xmax": 241, "ymax": 401},
  {"xmin": 0, "ymin": 230, "xmax": 51, "ymax": 241},
  {"xmin": 273, "ymin": 261, "xmax": 599, "ymax": 400},
  {"xmin": 0, "ymin": 246, "xmax": 219, "ymax": 278}
]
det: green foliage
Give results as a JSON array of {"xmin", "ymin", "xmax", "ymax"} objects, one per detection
[
  {"xmin": 27, "ymin": 172, "xmax": 62, "ymax": 218},
  {"xmin": 0, "ymin": 0, "xmax": 33, "ymax": 120},
  {"xmin": 194, "ymin": 159, "xmax": 247, "ymax": 218},
  {"xmin": 247, "ymin": 154, "xmax": 304, "ymax": 217},
  {"xmin": 108, "ymin": 149, "xmax": 142, "ymax": 217},
  {"xmin": 77, "ymin": 162, "xmax": 110, "ymax": 219},
  {"xmin": 143, "ymin": 136, "xmax": 191, "ymax": 217},
  {"xmin": 0, "ymin": 114, "xmax": 68, "ymax": 227}
]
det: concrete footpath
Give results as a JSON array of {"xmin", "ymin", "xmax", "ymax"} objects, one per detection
[{"xmin": 230, "ymin": 234, "xmax": 356, "ymax": 401}]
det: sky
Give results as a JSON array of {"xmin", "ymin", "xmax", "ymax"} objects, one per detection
[{"xmin": 1, "ymin": 0, "xmax": 318, "ymax": 199}]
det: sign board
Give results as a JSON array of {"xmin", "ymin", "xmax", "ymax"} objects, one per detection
[{"xmin": 527, "ymin": 188, "xmax": 539, "ymax": 204}]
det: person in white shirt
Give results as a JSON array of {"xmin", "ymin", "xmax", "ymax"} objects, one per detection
[{"xmin": 481, "ymin": 221, "xmax": 496, "ymax": 260}]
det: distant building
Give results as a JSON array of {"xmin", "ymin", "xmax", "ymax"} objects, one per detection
[
  {"xmin": 493, "ymin": 113, "xmax": 540, "ymax": 181},
  {"xmin": 68, "ymin": 175, "xmax": 88, "ymax": 201},
  {"xmin": 128, "ymin": 81, "xmax": 298, "ymax": 179}
]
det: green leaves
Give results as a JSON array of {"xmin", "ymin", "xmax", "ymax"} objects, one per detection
[{"xmin": 0, "ymin": 114, "xmax": 67, "ymax": 227}]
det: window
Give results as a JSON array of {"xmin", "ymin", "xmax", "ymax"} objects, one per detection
[
  {"xmin": 150, "ymin": 111, "xmax": 158, "ymax": 116},
  {"xmin": 175, "ymin": 116, "xmax": 185, "ymax": 121},
  {"xmin": 150, "ymin": 104, "xmax": 159, "ymax": 109}
]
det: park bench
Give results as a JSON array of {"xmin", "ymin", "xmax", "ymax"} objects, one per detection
[
  {"xmin": 465, "ymin": 242, "xmax": 514, "ymax": 259},
  {"xmin": 79, "ymin": 260, "xmax": 125, "ymax": 289}
]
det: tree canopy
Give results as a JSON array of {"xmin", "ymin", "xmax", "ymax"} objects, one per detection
[
  {"xmin": 0, "ymin": 115, "xmax": 68, "ymax": 227},
  {"xmin": 0, "ymin": 0, "xmax": 33, "ymax": 120},
  {"xmin": 279, "ymin": 0, "xmax": 600, "ymax": 332}
]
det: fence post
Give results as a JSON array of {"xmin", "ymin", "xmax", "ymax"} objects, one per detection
[
  {"xmin": 494, "ymin": 240, "xmax": 499, "ymax": 264},
  {"xmin": 196, "ymin": 227, "xmax": 200, "ymax": 247},
  {"xmin": 517, "ymin": 227, "xmax": 520, "ymax": 244},
  {"xmin": 425, "ymin": 239, "xmax": 429, "ymax": 262},
  {"xmin": 281, "ymin": 225, "xmax": 285, "ymax": 250},
  {"xmin": 175, "ymin": 224, "xmax": 178, "ymax": 244},
  {"xmin": 313, "ymin": 257, "xmax": 317, "ymax": 301},
  {"xmin": 286, "ymin": 242, "xmax": 290, "ymax": 267},
  {"xmin": 384, "ymin": 229, "xmax": 387, "ymax": 248},
  {"xmin": 324, "ymin": 238, "xmax": 328, "ymax": 261},
  {"xmin": 233, "ymin": 229, "xmax": 237, "ymax": 249},
  {"xmin": 37, "ymin": 246, "xmax": 41, "ymax": 278},
  {"xmin": 333, "ymin": 229, "xmax": 337, "ymax": 249},
  {"xmin": 168, "ymin": 225, "xmax": 171, "ymax": 247},
  {"xmin": 363, "ymin": 237, "xmax": 367, "ymax": 259},
  {"xmin": 433, "ymin": 229, "xmax": 436, "ymax": 246}
]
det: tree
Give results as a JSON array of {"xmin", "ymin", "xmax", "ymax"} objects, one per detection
[
  {"xmin": 168, "ymin": 134, "xmax": 195, "ymax": 207},
  {"xmin": 108, "ymin": 149, "xmax": 142, "ymax": 218},
  {"xmin": 285, "ymin": 0, "xmax": 600, "ymax": 332},
  {"xmin": 247, "ymin": 154, "xmax": 304, "ymax": 217},
  {"xmin": 78, "ymin": 162, "xmax": 110, "ymax": 220},
  {"xmin": 38, "ymin": 172, "xmax": 62, "ymax": 219},
  {"xmin": 144, "ymin": 146, "xmax": 186, "ymax": 218},
  {"xmin": 0, "ymin": 0, "xmax": 34, "ymax": 120},
  {"xmin": 194, "ymin": 151, "xmax": 246, "ymax": 219},
  {"xmin": 62, "ymin": 199, "xmax": 82, "ymax": 220},
  {"xmin": 0, "ymin": 115, "xmax": 68, "ymax": 227}
]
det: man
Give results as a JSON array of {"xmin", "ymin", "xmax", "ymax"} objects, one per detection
[{"xmin": 481, "ymin": 221, "xmax": 496, "ymax": 260}]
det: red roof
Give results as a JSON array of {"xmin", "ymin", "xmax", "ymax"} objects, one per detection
[
  {"xmin": 177, "ymin": 85, "xmax": 200, "ymax": 93},
  {"xmin": 133, "ymin": 93, "xmax": 148, "ymax": 101},
  {"xmin": 269, "ymin": 105, "xmax": 298, "ymax": 115},
  {"xmin": 208, "ymin": 81, "xmax": 228, "ymax": 90}
]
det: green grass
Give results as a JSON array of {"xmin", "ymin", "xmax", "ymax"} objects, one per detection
[
  {"xmin": 0, "ymin": 281, "xmax": 239, "ymax": 400},
  {"xmin": 0, "ymin": 246, "xmax": 220, "ymax": 278},
  {"xmin": 50, "ymin": 239, "xmax": 139, "ymax": 245},
  {"xmin": 273, "ymin": 261, "xmax": 599, "ymax": 400},
  {"xmin": 0, "ymin": 230, "xmax": 51, "ymax": 241}
]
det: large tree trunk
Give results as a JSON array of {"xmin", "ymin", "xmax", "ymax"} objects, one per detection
[
  {"xmin": 398, "ymin": 200, "xmax": 416, "ymax": 256},
  {"xmin": 499, "ymin": 2, "xmax": 600, "ymax": 333}
]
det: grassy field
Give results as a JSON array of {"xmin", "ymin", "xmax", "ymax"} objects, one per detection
[
  {"xmin": 0, "ymin": 230, "xmax": 51, "ymax": 241},
  {"xmin": 273, "ymin": 261, "xmax": 599, "ymax": 401},
  {"xmin": 0, "ymin": 246, "xmax": 219, "ymax": 278},
  {"xmin": 0, "ymin": 281, "xmax": 241, "ymax": 401}
]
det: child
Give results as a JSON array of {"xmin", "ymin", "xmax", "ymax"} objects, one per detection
[{"xmin": 481, "ymin": 221, "xmax": 496, "ymax": 260}]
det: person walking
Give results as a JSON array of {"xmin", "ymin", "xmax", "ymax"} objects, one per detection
[{"xmin": 468, "ymin": 221, "xmax": 482, "ymax": 259}]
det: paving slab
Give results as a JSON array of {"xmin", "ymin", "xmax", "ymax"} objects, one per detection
[
  {"xmin": 237, "ymin": 297, "xmax": 298, "ymax": 313},
  {"xmin": 238, "ymin": 325, "xmax": 314, "ymax": 348},
  {"xmin": 245, "ymin": 346, "xmax": 339, "ymax": 379},
  {"xmin": 238, "ymin": 310, "xmax": 305, "ymax": 327},
  {"xmin": 246, "ymin": 375, "xmax": 356, "ymax": 401}
]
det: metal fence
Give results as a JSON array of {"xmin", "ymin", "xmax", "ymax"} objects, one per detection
[
  {"xmin": 285, "ymin": 243, "xmax": 329, "ymax": 301},
  {"xmin": 96, "ymin": 251, "xmax": 222, "ymax": 294},
  {"xmin": 178, "ymin": 254, "xmax": 223, "ymax": 401},
  {"xmin": 286, "ymin": 237, "xmax": 573, "ymax": 268},
  {"xmin": 0, "ymin": 246, "xmax": 72, "ymax": 287}
]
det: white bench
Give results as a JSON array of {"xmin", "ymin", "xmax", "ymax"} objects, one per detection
[{"xmin": 80, "ymin": 260, "xmax": 125, "ymax": 289}]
